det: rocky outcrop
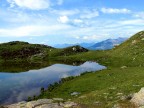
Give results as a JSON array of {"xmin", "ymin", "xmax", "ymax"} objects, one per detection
[
  {"xmin": 4, "ymin": 99, "xmax": 78, "ymax": 108},
  {"xmin": 131, "ymin": 88, "xmax": 144, "ymax": 107}
]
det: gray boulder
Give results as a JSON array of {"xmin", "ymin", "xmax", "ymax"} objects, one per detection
[{"xmin": 131, "ymin": 88, "xmax": 144, "ymax": 107}]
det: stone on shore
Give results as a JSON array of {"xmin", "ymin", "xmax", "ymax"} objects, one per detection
[
  {"xmin": 5, "ymin": 98, "xmax": 77, "ymax": 108},
  {"xmin": 131, "ymin": 87, "xmax": 144, "ymax": 107}
]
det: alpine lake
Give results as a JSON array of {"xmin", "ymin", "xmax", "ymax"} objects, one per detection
[{"xmin": 0, "ymin": 60, "xmax": 106, "ymax": 105}]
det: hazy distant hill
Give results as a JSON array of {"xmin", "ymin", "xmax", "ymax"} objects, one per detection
[
  {"xmin": 53, "ymin": 42, "xmax": 95, "ymax": 49},
  {"xmin": 88, "ymin": 37, "xmax": 127, "ymax": 50},
  {"xmin": 53, "ymin": 38, "xmax": 127, "ymax": 50}
]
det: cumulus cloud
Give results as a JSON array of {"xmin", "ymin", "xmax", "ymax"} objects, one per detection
[
  {"xmin": 7, "ymin": 0, "xmax": 50, "ymax": 10},
  {"xmin": 101, "ymin": 8, "xmax": 131, "ymax": 14},
  {"xmin": 58, "ymin": 16, "xmax": 69, "ymax": 23}
]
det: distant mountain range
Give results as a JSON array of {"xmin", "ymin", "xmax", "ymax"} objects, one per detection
[
  {"xmin": 88, "ymin": 37, "xmax": 127, "ymax": 50},
  {"xmin": 53, "ymin": 42, "xmax": 95, "ymax": 49},
  {"xmin": 53, "ymin": 37, "xmax": 127, "ymax": 50}
]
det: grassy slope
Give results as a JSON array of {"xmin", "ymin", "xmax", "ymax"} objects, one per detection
[
  {"xmin": 48, "ymin": 45, "xmax": 88, "ymax": 58},
  {"xmin": 0, "ymin": 41, "xmax": 52, "ymax": 62},
  {"xmin": 55, "ymin": 31, "xmax": 144, "ymax": 67},
  {"xmin": 38, "ymin": 31, "xmax": 144, "ymax": 107},
  {"xmin": 39, "ymin": 67, "xmax": 144, "ymax": 107}
]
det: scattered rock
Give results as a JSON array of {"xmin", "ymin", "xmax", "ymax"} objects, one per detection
[
  {"xmin": 133, "ymin": 84, "xmax": 140, "ymax": 87},
  {"xmin": 113, "ymin": 104, "xmax": 121, "ymax": 108},
  {"xmin": 71, "ymin": 92, "xmax": 80, "ymax": 96},
  {"xmin": 120, "ymin": 94, "xmax": 133, "ymax": 101},
  {"xmin": 63, "ymin": 101, "xmax": 77, "ymax": 108},
  {"xmin": 131, "ymin": 88, "xmax": 144, "ymax": 107},
  {"xmin": 132, "ymin": 40, "xmax": 137, "ymax": 44},
  {"xmin": 116, "ymin": 93, "xmax": 123, "ymax": 96},
  {"xmin": 120, "ymin": 96, "xmax": 127, "ymax": 101},
  {"xmin": 141, "ymin": 38, "xmax": 144, "ymax": 41},
  {"xmin": 6, "ymin": 101, "xmax": 27, "ymax": 108},
  {"xmin": 121, "ymin": 66, "xmax": 127, "ymax": 69},
  {"xmin": 94, "ymin": 101, "xmax": 102, "ymax": 105},
  {"xmin": 109, "ymin": 87, "xmax": 116, "ymax": 90},
  {"xmin": 26, "ymin": 99, "xmax": 53, "ymax": 108},
  {"xmin": 103, "ymin": 93, "xmax": 109, "ymax": 95},
  {"xmin": 78, "ymin": 96, "xmax": 86, "ymax": 99},
  {"xmin": 5, "ymin": 98, "xmax": 77, "ymax": 108}
]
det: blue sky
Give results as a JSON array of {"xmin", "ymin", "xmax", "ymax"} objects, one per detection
[{"xmin": 0, "ymin": 0, "xmax": 144, "ymax": 45}]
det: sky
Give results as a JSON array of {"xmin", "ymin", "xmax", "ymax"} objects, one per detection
[{"xmin": 0, "ymin": 0, "xmax": 144, "ymax": 45}]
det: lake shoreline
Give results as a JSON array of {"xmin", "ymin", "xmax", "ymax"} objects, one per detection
[{"xmin": 0, "ymin": 61, "xmax": 106, "ymax": 105}]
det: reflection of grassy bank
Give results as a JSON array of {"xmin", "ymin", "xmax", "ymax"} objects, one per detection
[
  {"xmin": 28, "ymin": 76, "xmax": 77, "ymax": 101},
  {"xmin": 0, "ymin": 60, "xmax": 85, "ymax": 73},
  {"xmin": 0, "ymin": 61, "xmax": 51, "ymax": 72}
]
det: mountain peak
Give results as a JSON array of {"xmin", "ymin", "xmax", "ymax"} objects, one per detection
[{"xmin": 89, "ymin": 37, "xmax": 127, "ymax": 50}]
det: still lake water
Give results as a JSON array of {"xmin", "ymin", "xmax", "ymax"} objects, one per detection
[{"xmin": 0, "ymin": 61, "xmax": 106, "ymax": 105}]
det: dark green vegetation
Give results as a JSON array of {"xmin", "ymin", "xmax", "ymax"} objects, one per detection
[
  {"xmin": 48, "ymin": 45, "xmax": 88, "ymax": 57},
  {"xmin": 0, "ymin": 41, "xmax": 87, "ymax": 72},
  {"xmin": 37, "ymin": 31, "xmax": 144, "ymax": 107},
  {"xmin": 0, "ymin": 41, "xmax": 88, "ymax": 61},
  {"xmin": 0, "ymin": 41, "xmax": 52, "ymax": 61}
]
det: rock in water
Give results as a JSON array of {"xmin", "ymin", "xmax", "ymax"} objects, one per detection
[{"xmin": 131, "ymin": 88, "xmax": 144, "ymax": 107}]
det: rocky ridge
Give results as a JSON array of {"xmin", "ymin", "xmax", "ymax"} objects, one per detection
[{"xmin": 4, "ymin": 98, "xmax": 78, "ymax": 108}]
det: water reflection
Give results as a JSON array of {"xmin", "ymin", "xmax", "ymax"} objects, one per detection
[
  {"xmin": 0, "ymin": 61, "xmax": 106, "ymax": 105},
  {"xmin": 0, "ymin": 60, "xmax": 84, "ymax": 72}
]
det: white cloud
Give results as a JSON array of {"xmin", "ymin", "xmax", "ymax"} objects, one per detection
[
  {"xmin": 134, "ymin": 12, "xmax": 144, "ymax": 19},
  {"xmin": 58, "ymin": 16, "xmax": 69, "ymax": 23},
  {"xmin": 50, "ymin": 8, "xmax": 99, "ymax": 19},
  {"xmin": 119, "ymin": 19, "xmax": 144, "ymax": 25},
  {"xmin": 0, "ymin": 25, "xmax": 71, "ymax": 37},
  {"xmin": 49, "ymin": 9, "xmax": 80, "ymax": 16},
  {"xmin": 101, "ymin": 8, "xmax": 131, "ymax": 14},
  {"xmin": 73, "ymin": 19, "xmax": 83, "ymax": 23},
  {"xmin": 7, "ymin": 0, "xmax": 50, "ymax": 10},
  {"xmin": 80, "ymin": 9, "xmax": 99, "ymax": 19},
  {"xmin": 82, "ymin": 35, "xmax": 107, "ymax": 41}
]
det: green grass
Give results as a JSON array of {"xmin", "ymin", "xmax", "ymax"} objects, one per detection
[
  {"xmin": 2, "ymin": 31, "xmax": 144, "ymax": 107},
  {"xmin": 37, "ymin": 31, "xmax": 144, "ymax": 107},
  {"xmin": 0, "ymin": 41, "xmax": 52, "ymax": 61},
  {"xmin": 38, "ymin": 67, "xmax": 144, "ymax": 107}
]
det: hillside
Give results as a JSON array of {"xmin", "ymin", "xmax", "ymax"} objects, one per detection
[
  {"xmin": 57, "ymin": 31, "xmax": 144, "ymax": 67},
  {"xmin": 0, "ymin": 41, "xmax": 89, "ymax": 64},
  {"xmin": 0, "ymin": 41, "xmax": 53, "ymax": 61},
  {"xmin": 36, "ymin": 30, "xmax": 144, "ymax": 108},
  {"xmin": 109, "ymin": 31, "xmax": 144, "ymax": 66},
  {"xmin": 49, "ymin": 45, "xmax": 88, "ymax": 57}
]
